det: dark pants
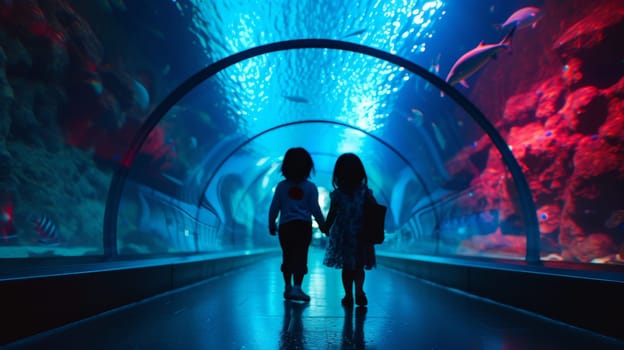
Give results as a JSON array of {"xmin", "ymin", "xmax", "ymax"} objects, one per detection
[{"xmin": 278, "ymin": 220, "xmax": 312, "ymax": 275}]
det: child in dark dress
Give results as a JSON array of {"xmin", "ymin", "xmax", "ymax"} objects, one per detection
[
  {"xmin": 269, "ymin": 147, "xmax": 326, "ymax": 301},
  {"xmin": 322, "ymin": 153, "xmax": 376, "ymax": 307}
]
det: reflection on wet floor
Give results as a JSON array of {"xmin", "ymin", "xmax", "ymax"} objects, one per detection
[{"xmin": 6, "ymin": 248, "xmax": 624, "ymax": 349}]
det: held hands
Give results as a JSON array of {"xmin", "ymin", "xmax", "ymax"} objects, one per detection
[
  {"xmin": 319, "ymin": 223, "xmax": 329, "ymax": 235},
  {"xmin": 271, "ymin": 223, "xmax": 329, "ymax": 235}
]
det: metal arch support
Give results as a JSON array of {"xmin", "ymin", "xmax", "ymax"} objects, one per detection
[
  {"xmin": 192, "ymin": 119, "xmax": 440, "ymax": 240},
  {"xmin": 104, "ymin": 39, "xmax": 540, "ymax": 263}
]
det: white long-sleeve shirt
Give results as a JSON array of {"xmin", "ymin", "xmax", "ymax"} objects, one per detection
[{"xmin": 268, "ymin": 179, "xmax": 325, "ymax": 232}]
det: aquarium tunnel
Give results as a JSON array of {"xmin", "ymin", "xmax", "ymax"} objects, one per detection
[
  {"xmin": 1, "ymin": 0, "xmax": 623, "ymax": 347},
  {"xmin": 104, "ymin": 38, "xmax": 540, "ymax": 262}
]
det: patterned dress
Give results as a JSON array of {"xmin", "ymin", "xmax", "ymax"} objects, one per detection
[{"xmin": 323, "ymin": 185, "xmax": 376, "ymax": 270}]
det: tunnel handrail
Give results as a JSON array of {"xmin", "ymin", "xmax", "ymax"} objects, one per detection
[{"xmin": 104, "ymin": 39, "xmax": 540, "ymax": 263}]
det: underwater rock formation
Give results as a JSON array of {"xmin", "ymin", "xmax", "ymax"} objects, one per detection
[
  {"xmin": 450, "ymin": 0, "xmax": 624, "ymax": 262},
  {"xmin": 0, "ymin": 0, "xmax": 169, "ymax": 253},
  {"xmin": 0, "ymin": 46, "xmax": 14, "ymax": 186}
]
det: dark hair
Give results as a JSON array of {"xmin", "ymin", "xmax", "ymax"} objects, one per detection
[
  {"xmin": 281, "ymin": 147, "xmax": 314, "ymax": 182},
  {"xmin": 332, "ymin": 153, "xmax": 367, "ymax": 192}
]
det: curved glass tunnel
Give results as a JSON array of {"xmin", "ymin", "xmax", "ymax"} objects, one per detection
[
  {"xmin": 2, "ymin": 1, "xmax": 624, "ymax": 346},
  {"xmin": 1, "ymin": 0, "xmax": 623, "ymax": 279},
  {"xmin": 108, "ymin": 41, "xmax": 537, "ymax": 263}
]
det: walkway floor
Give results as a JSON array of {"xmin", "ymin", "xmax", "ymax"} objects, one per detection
[{"xmin": 6, "ymin": 248, "xmax": 624, "ymax": 349}]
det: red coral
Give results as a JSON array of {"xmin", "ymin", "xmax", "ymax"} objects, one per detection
[
  {"xmin": 561, "ymin": 58, "xmax": 583, "ymax": 87},
  {"xmin": 535, "ymin": 76, "xmax": 566, "ymax": 119},
  {"xmin": 553, "ymin": 2, "xmax": 624, "ymax": 57},
  {"xmin": 600, "ymin": 98, "xmax": 624, "ymax": 144},
  {"xmin": 558, "ymin": 86, "xmax": 608, "ymax": 133},
  {"xmin": 501, "ymin": 91, "xmax": 539, "ymax": 127}
]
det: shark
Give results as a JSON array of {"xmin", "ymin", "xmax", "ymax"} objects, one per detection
[
  {"xmin": 444, "ymin": 26, "xmax": 516, "ymax": 93},
  {"xmin": 283, "ymin": 95, "xmax": 309, "ymax": 103},
  {"xmin": 497, "ymin": 6, "xmax": 543, "ymax": 31},
  {"xmin": 342, "ymin": 28, "xmax": 367, "ymax": 39}
]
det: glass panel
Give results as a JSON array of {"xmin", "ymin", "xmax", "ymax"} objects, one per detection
[
  {"xmin": 182, "ymin": 0, "xmax": 444, "ymax": 61},
  {"xmin": 0, "ymin": 146, "xmax": 110, "ymax": 257},
  {"xmin": 378, "ymin": 83, "xmax": 529, "ymax": 260},
  {"xmin": 113, "ymin": 46, "xmax": 535, "ymax": 261},
  {"xmin": 2, "ymin": 0, "xmax": 622, "ymax": 280}
]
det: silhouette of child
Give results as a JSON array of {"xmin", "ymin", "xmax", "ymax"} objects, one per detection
[
  {"xmin": 269, "ymin": 147, "xmax": 326, "ymax": 302},
  {"xmin": 321, "ymin": 153, "xmax": 376, "ymax": 307}
]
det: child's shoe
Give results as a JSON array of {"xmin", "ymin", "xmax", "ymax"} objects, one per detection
[
  {"xmin": 289, "ymin": 285, "xmax": 310, "ymax": 302},
  {"xmin": 283, "ymin": 285, "xmax": 293, "ymax": 299},
  {"xmin": 355, "ymin": 292, "xmax": 367, "ymax": 306}
]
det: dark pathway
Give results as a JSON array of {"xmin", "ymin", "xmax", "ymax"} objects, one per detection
[{"xmin": 7, "ymin": 248, "xmax": 623, "ymax": 349}]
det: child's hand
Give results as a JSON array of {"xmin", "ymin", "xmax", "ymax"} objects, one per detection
[{"xmin": 319, "ymin": 224, "xmax": 328, "ymax": 235}]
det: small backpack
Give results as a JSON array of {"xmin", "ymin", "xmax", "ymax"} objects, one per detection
[{"xmin": 361, "ymin": 192, "xmax": 387, "ymax": 244}]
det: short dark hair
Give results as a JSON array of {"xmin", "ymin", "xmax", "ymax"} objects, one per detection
[
  {"xmin": 281, "ymin": 147, "xmax": 314, "ymax": 182},
  {"xmin": 332, "ymin": 153, "xmax": 367, "ymax": 191}
]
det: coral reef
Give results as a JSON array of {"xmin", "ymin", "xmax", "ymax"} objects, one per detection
[
  {"xmin": 8, "ymin": 142, "xmax": 108, "ymax": 247},
  {"xmin": 450, "ymin": 0, "xmax": 624, "ymax": 262},
  {"xmin": 0, "ymin": 45, "xmax": 14, "ymax": 185},
  {"xmin": 0, "ymin": 0, "xmax": 174, "ymax": 254}
]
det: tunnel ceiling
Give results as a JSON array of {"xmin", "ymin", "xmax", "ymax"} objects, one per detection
[
  {"xmin": 120, "ymin": 0, "xmax": 498, "ymax": 232},
  {"xmin": 127, "ymin": 39, "xmax": 493, "ymax": 234},
  {"xmin": 104, "ymin": 0, "xmax": 541, "ymax": 260},
  {"xmin": 165, "ymin": 1, "xmax": 457, "ymax": 207}
]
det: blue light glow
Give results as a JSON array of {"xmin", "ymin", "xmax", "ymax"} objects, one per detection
[{"xmin": 182, "ymin": 0, "xmax": 445, "ymax": 140}]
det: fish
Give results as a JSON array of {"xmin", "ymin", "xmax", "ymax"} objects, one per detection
[
  {"xmin": 85, "ymin": 77, "xmax": 104, "ymax": 95},
  {"xmin": 444, "ymin": 26, "xmax": 516, "ymax": 93},
  {"xmin": 431, "ymin": 122, "xmax": 446, "ymax": 150},
  {"xmin": 133, "ymin": 79, "xmax": 150, "ymax": 111},
  {"xmin": 342, "ymin": 28, "xmax": 367, "ymax": 38},
  {"xmin": 1, "ymin": 197, "xmax": 16, "ymax": 240},
  {"xmin": 537, "ymin": 204, "xmax": 561, "ymax": 234},
  {"xmin": 161, "ymin": 173, "xmax": 183, "ymax": 186},
  {"xmin": 33, "ymin": 215, "xmax": 60, "ymax": 245},
  {"xmin": 407, "ymin": 108, "xmax": 424, "ymax": 126},
  {"xmin": 283, "ymin": 95, "xmax": 309, "ymax": 104},
  {"xmin": 496, "ymin": 6, "xmax": 543, "ymax": 31},
  {"xmin": 424, "ymin": 53, "xmax": 441, "ymax": 92},
  {"xmin": 605, "ymin": 210, "xmax": 624, "ymax": 229}
]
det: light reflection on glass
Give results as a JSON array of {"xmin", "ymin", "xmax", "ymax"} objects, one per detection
[{"xmin": 182, "ymin": 0, "xmax": 445, "ymax": 141}]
